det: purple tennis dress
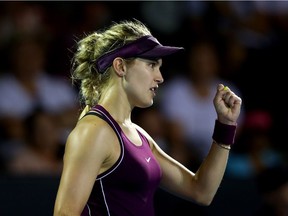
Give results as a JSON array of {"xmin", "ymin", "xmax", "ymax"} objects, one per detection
[{"xmin": 81, "ymin": 105, "xmax": 162, "ymax": 216}]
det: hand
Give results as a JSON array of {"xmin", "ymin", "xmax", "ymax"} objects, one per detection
[{"xmin": 213, "ymin": 84, "xmax": 242, "ymax": 125}]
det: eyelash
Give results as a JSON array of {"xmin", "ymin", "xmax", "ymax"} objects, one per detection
[{"xmin": 148, "ymin": 62, "xmax": 158, "ymax": 68}]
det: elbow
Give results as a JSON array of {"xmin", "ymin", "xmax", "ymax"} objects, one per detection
[
  {"xmin": 193, "ymin": 197, "xmax": 214, "ymax": 207},
  {"xmin": 196, "ymin": 197, "xmax": 213, "ymax": 206},
  {"xmin": 183, "ymin": 194, "xmax": 213, "ymax": 206},
  {"xmin": 192, "ymin": 190, "xmax": 216, "ymax": 206}
]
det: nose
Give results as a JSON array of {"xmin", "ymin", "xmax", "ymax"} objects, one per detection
[{"xmin": 155, "ymin": 70, "xmax": 164, "ymax": 84}]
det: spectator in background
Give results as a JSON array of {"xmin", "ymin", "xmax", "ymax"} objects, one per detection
[
  {"xmin": 5, "ymin": 108, "xmax": 63, "ymax": 175},
  {"xmin": 159, "ymin": 39, "xmax": 244, "ymax": 168},
  {"xmin": 0, "ymin": 34, "xmax": 79, "ymax": 172},
  {"xmin": 139, "ymin": 1, "xmax": 185, "ymax": 36},
  {"xmin": 0, "ymin": 2, "xmax": 49, "ymax": 72},
  {"xmin": 226, "ymin": 109, "xmax": 284, "ymax": 179},
  {"xmin": 74, "ymin": 2, "xmax": 112, "ymax": 34}
]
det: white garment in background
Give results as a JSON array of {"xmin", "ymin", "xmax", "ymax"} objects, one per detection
[
  {"xmin": 0, "ymin": 72, "xmax": 77, "ymax": 119},
  {"xmin": 159, "ymin": 76, "xmax": 243, "ymax": 160}
]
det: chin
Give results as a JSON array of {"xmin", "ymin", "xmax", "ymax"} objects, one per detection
[{"xmin": 137, "ymin": 100, "xmax": 154, "ymax": 109}]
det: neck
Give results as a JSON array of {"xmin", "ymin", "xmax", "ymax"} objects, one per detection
[{"xmin": 98, "ymin": 82, "xmax": 133, "ymax": 124}]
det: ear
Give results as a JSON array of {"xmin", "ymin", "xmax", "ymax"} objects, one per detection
[{"xmin": 112, "ymin": 57, "xmax": 126, "ymax": 77}]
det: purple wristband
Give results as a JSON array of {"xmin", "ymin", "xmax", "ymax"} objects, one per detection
[{"xmin": 212, "ymin": 120, "xmax": 237, "ymax": 145}]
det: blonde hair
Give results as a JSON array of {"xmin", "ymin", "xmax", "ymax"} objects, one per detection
[{"xmin": 71, "ymin": 19, "xmax": 151, "ymax": 117}]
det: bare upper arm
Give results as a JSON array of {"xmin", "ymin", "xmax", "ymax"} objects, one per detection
[{"xmin": 54, "ymin": 116, "xmax": 119, "ymax": 215}]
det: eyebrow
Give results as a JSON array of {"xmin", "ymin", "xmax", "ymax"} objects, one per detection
[{"xmin": 138, "ymin": 58, "xmax": 162, "ymax": 66}]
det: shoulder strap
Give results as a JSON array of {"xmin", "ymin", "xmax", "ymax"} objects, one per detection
[
  {"xmin": 84, "ymin": 110, "xmax": 122, "ymax": 144},
  {"xmin": 83, "ymin": 106, "xmax": 125, "ymax": 179}
]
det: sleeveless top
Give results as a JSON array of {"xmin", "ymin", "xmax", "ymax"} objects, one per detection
[{"xmin": 81, "ymin": 105, "xmax": 162, "ymax": 216}]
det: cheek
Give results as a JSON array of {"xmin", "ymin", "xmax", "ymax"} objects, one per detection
[
  {"xmin": 125, "ymin": 78, "xmax": 146, "ymax": 95},
  {"xmin": 124, "ymin": 73, "xmax": 150, "ymax": 101},
  {"xmin": 126, "ymin": 67, "xmax": 150, "ymax": 85}
]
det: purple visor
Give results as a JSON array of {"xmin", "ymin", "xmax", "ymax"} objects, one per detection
[{"xmin": 95, "ymin": 35, "xmax": 184, "ymax": 73}]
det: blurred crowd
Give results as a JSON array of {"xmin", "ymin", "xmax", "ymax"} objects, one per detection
[{"xmin": 0, "ymin": 2, "xmax": 288, "ymax": 215}]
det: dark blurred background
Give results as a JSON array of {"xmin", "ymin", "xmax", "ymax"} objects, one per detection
[{"xmin": 0, "ymin": 2, "xmax": 287, "ymax": 216}]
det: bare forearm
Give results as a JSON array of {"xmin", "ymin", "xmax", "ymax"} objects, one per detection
[{"xmin": 194, "ymin": 141, "xmax": 230, "ymax": 203}]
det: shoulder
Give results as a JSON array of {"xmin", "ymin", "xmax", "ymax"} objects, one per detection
[{"xmin": 65, "ymin": 114, "xmax": 119, "ymax": 161}]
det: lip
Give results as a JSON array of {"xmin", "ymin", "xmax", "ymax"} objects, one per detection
[
  {"xmin": 150, "ymin": 87, "xmax": 157, "ymax": 96},
  {"xmin": 150, "ymin": 85, "xmax": 158, "ymax": 91}
]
